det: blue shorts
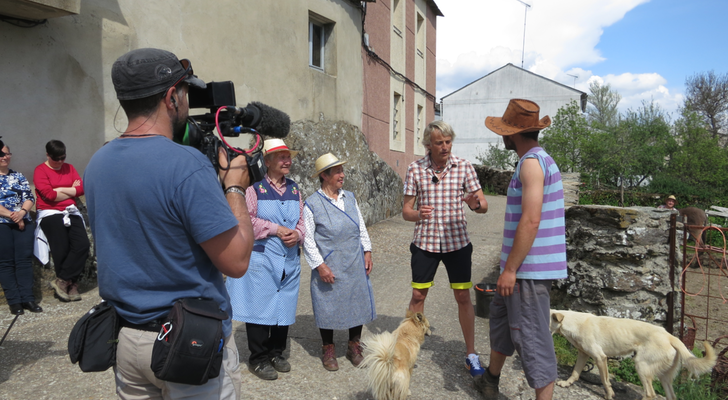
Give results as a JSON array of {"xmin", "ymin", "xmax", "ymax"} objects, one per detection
[{"xmin": 489, "ymin": 279, "xmax": 556, "ymax": 389}]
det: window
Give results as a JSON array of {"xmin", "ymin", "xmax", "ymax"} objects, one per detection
[
  {"xmin": 416, "ymin": 12, "xmax": 425, "ymax": 59},
  {"xmin": 390, "ymin": 91, "xmax": 404, "ymax": 152},
  {"xmin": 393, "ymin": 93, "xmax": 402, "ymax": 141},
  {"xmin": 309, "ymin": 13, "xmax": 335, "ymax": 73},
  {"xmin": 415, "ymin": 104, "xmax": 425, "ymax": 155},
  {"xmin": 309, "ymin": 21, "xmax": 324, "ymax": 69}
]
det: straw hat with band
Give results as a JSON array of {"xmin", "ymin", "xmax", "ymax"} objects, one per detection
[
  {"xmin": 667, "ymin": 195, "xmax": 677, "ymax": 202},
  {"xmin": 262, "ymin": 139, "xmax": 298, "ymax": 158},
  {"xmin": 312, "ymin": 153, "xmax": 347, "ymax": 178},
  {"xmin": 485, "ymin": 98, "xmax": 551, "ymax": 136}
]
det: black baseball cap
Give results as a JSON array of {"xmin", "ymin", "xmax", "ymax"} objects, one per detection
[{"xmin": 112, "ymin": 48, "xmax": 206, "ymax": 100}]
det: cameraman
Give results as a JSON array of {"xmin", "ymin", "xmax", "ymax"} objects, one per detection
[{"xmin": 84, "ymin": 48, "xmax": 254, "ymax": 399}]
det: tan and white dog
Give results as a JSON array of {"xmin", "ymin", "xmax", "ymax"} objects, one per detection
[
  {"xmin": 550, "ymin": 310, "xmax": 716, "ymax": 400},
  {"xmin": 359, "ymin": 310, "xmax": 431, "ymax": 400}
]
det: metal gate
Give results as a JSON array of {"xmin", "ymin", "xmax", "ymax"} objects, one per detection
[{"xmin": 669, "ymin": 214, "xmax": 728, "ymax": 392}]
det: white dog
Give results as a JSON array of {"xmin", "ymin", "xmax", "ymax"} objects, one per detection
[{"xmin": 549, "ymin": 310, "xmax": 716, "ymax": 400}]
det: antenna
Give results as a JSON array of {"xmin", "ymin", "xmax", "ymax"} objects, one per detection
[
  {"xmin": 515, "ymin": 0, "xmax": 531, "ymax": 68},
  {"xmin": 567, "ymin": 73, "xmax": 578, "ymax": 87}
]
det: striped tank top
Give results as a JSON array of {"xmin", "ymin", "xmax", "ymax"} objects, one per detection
[{"xmin": 500, "ymin": 147, "xmax": 567, "ymax": 280}]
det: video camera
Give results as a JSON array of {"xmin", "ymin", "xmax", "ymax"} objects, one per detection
[{"xmin": 183, "ymin": 81, "xmax": 291, "ymax": 183}]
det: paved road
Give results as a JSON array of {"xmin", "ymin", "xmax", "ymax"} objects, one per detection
[{"xmin": 0, "ymin": 195, "xmax": 652, "ymax": 399}]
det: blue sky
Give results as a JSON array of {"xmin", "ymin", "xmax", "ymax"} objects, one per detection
[{"xmin": 436, "ymin": 0, "xmax": 728, "ymax": 120}]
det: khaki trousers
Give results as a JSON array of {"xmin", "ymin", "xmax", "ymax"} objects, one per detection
[{"xmin": 114, "ymin": 327, "xmax": 241, "ymax": 400}]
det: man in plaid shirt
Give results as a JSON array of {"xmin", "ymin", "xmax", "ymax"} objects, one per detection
[{"xmin": 403, "ymin": 120, "xmax": 489, "ymax": 378}]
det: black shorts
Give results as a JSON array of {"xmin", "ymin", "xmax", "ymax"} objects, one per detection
[{"xmin": 410, "ymin": 243, "xmax": 473, "ymax": 290}]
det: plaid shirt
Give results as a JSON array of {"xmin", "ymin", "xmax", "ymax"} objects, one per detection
[{"xmin": 404, "ymin": 155, "xmax": 481, "ymax": 253}]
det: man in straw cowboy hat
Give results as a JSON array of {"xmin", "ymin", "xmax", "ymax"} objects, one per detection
[
  {"xmin": 225, "ymin": 138, "xmax": 306, "ymax": 381},
  {"xmin": 402, "ymin": 120, "xmax": 489, "ymax": 379},
  {"xmin": 475, "ymin": 99, "xmax": 567, "ymax": 400}
]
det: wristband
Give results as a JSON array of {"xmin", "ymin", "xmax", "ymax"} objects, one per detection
[{"xmin": 225, "ymin": 186, "xmax": 246, "ymax": 198}]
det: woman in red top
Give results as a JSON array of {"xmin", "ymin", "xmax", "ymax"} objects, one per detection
[{"xmin": 33, "ymin": 140, "xmax": 89, "ymax": 302}]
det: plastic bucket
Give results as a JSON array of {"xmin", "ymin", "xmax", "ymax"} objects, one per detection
[{"xmin": 474, "ymin": 283, "xmax": 496, "ymax": 318}]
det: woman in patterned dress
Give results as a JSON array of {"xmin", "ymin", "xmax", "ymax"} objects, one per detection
[{"xmin": 303, "ymin": 153, "xmax": 376, "ymax": 371}]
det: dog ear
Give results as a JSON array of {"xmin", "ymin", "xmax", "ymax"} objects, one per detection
[
  {"xmin": 415, "ymin": 312, "xmax": 424, "ymax": 322},
  {"xmin": 551, "ymin": 312, "xmax": 564, "ymax": 323}
]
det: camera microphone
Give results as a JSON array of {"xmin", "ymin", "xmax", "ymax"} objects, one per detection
[{"xmin": 230, "ymin": 102, "xmax": 290, "ymax": 138}]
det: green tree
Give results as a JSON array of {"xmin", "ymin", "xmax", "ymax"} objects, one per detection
[
  {"xmin": 684, "ymin": 70, "xmax": 728, "ymax": 139},
  {"xmin": 540, "ymin": 100, "xmax": 591, "ymax": 173},
  {"xmin": 586, "ymin": 81, "xmax": 621, "ymax": 129},
  {"xmin": 618, "ymin": 100, "xmax": 676, "ymax": 187},
  {"xmin": 475, "ymin": 142, "xmax": 518, "ymax": 170},
  {"xmin": 653, "ymin": 108, "xmax": 728, "ymax": 198}
]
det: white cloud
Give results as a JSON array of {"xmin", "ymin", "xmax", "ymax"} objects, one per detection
[{"xmin": 435, "ymin": 0, "xmax": 683, "ymax": 115}]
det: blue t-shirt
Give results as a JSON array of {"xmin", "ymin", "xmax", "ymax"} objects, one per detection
[{"xmin": 84, "ymin": 136, "xmax": 239, "ymax": 336}]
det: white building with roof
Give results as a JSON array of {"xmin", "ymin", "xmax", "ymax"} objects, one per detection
[{"xmin": 440, "ymin": 63, "xmax": 587, "ymax": 163}]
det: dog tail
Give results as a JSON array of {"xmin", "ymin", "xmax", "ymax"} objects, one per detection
[
  {"xmin": 670, "ymin": 337, "xmax": 717, "ymax": 377},
  {"xmin": 360, "ymin": 331, "xmax": 400, "ymax": 400}
]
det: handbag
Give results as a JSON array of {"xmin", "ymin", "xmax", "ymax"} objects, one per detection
[
  {"xmin": 150, "ymin": 298, "xmax": 229, "ymax": 385},
  {"xmin": 67, "ymin": 301, "xmax": 120, "ymax": 372}
]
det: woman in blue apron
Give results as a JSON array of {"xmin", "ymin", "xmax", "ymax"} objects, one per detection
[
  {"xmin": 303, "ymin": 153, "xmax": 376, "ymax": 371},
  {"xmin": 226, "ymin": 139, "xmax": 305, "ymax": 381}
]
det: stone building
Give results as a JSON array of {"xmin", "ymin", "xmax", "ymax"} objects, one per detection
[
  {"xmin": 0, "ymin": 0, "xmax": 441, "ymax": 222},
  {"xmin": 440, "ymin": 63, "xmax": 587, "ymax": 164}
]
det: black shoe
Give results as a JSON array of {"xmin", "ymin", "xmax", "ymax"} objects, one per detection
[
  {"xmin": 21, "ymin": 301, "xmax": 43, "ymax": 313},
  {"xmin": 8, "ymin": 303, "xmax": 24, "ymax": 315},
  {"xmin": 249, "ymin": 361, "xmax": 278, "ymax": 380},
  {"xmin": 270, "ymin": 356, "xmax": 291, "ymax": 373},
  {"xmin": 475, "ymin": 366, "xmax": 500, "ymax": 399}
]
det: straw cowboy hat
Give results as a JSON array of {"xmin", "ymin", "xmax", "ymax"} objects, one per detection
[
  {"xmin": 262, "ymin": 138, "xmax": 298, "ymax": 158},
  {"xmin": 667, "ymin": 195, "xmax": 677, "ymax": 202},
  {"xmin": 485, "ymin": 98, "xmax": 551, "ymax": 136},
  {"xmin": 312, "ymin": 153, "xmax": 347, "ymax": 178}
]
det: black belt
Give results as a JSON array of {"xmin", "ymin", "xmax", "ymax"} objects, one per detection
[{"xmin": 120, "ymin": 317, "xmax": 165, "ymax": 332}]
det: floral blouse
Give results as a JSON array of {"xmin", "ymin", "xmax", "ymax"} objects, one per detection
[{"xmin": 0, "ymin": 169, "xmax": 34, "ymax": 224}]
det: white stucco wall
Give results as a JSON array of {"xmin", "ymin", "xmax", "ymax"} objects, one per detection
[
  {"xmin": 441, "ymin": 64, "xmax": 585, "ymax": 164},
  {"xmin": 0, "ymin": 0, "xmax": 363, "ymax": 178}
]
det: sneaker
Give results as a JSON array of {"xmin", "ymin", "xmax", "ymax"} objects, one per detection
[
  {"xmin": 50, "ymin": 278, "xmax": 71, "ymax": 302},
  {"xmin": 249, "ymin": 360, "xmax": 278, "ymax": 380},
  {"xmin": 67, "ymin": 282, "xmax": 82, "ymax": 301},
  {"xmin": 466, "ymin": 354, "xmax": 485, "ymax": 377},
  {"xmin": 270, "ymin": 356, "xmax": 291, "ymax": 373},
  {"xmin": 321, "ymin": 344, "xmax": 339, "ymax": 371},
  {"xmin": 346, "ymin": 341, "xmax": 364, "ymax": 367},
  {"xmin": 474, "ymin": 366, "xmax": 500, "ymax": 399}
]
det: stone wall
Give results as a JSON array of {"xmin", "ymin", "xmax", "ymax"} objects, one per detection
[
  {"xmin": 552, "ymin": 205, "xmax": 680, "ymax": 324},
  {"xmin": 284, "ymin": 118, "xmax": 404, "ymax": 226}
]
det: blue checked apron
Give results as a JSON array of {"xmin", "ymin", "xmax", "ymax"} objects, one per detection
[{"xmin": 226, "ymin": 178, "xmax": 301, "ymax": 326}]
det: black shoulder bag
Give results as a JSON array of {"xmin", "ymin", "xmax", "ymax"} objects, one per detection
[
  {"xmin": 150, "ymin": 298, "xmax": 229, "ymax": 385},
  {"xmin": 67, "ymin": 301, "xmax": 120, "ymax": 372}
]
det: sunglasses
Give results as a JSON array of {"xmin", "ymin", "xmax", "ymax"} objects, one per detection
[
  {"xmin": 170, "ymin": 59, "xmax": 193, "ymax": 89},
  {"xmin": 51, "ymin": 155, "xmax": 66, "ymax": 162}
]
